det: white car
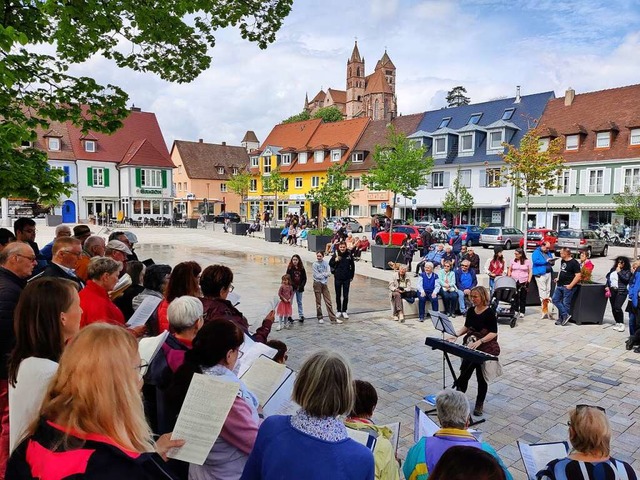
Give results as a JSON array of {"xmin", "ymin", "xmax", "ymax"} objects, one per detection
[{"xmin": 325, "ymin": 216, "xmax": 364, "ymax": 233}]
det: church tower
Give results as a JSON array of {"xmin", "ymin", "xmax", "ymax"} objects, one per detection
[{"xmin": 346, "ymin": 41, "xmax": 365, "ymax": 119}]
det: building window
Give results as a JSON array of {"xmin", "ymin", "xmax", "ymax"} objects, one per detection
[
  {"xmin": 434, "ymin": 137, "xmax": 446, "ymax": 155},
  {"xmin": 281, "ymin": 154, "xmax": 291, "ymax": 165},
  {"xmin": 502, "ymin": 108, "xmax": 515, "ymax": 121},
  {"xmin": 631, "ymin": 129, "xmax": 640, "ymax": 146},
  {"xmin": 250, "ymin": 156, "xmax": 259, "ymax": 168},
  {"xmin": 588, "ymin": 169, "xmax": 603, "ymax": 194},
  {"xmin": 468, "ymin": 113, "xmax": 482, "ymax": 125},
  {"xmin": 141, "ymin": 169, "xmax": 162, "ymax": 188},
  {"xmin": 438, "ymin": 117, "xmax": 451, "ymax": 129},
  {"xmin": 411, "ymin": 139, "xmax": 422, "ymax": 149},
  {"xmin": 624, "ymin": 167, "xmax": 640, "ymax": 190},
  {"xmin": 459, "ymin": 169, "xmax": 471, "ymax": 188},
  {"xmin": 249, "ymin": 179, "xmax": 257, "ymax": 192},
  {"xmin": 221, "ymin": 183, "xmax": 227, "ymax": 192},
  {"xmin": 347, "ymin": 177, "xmax": 361, "ymax": 190},
  {"xmin": 565, "ymin": 135, "xmax": 579, "ymax": 151},
  {"xmin": 311, "ymin": 176, "xmax": 320, "ymax": 188},
  {"xmin": 84, "ymin": 140, "xmax": 96, "ymax": 152},
  {"xmin": 295, "ymin": 177, "xmax": 303, "ymax": 188},
  {"xmin": 348, "ymin": 205, "xmax": 361, "ymax": 216},
  {"xmin": 217, "ymin": 167, "xmax": 224, "ymax": 174},
  {"xmin": 459, "ymin": 134, "xmax": 473, "ymax": 152},
  {"xmin": 177, "ymin": 183, "xmax": 181, "ymax": 192},
  {"xmin": 485, "ymin": 168, "xmax": 501, "ymax": 187},
  {"xmin": 370, "ymin": 205, "xmax": 378, "ymax": 216},
  {"xmin": 596, "ymin": 132, "xmax": 610, "ymax": 148},
  {"xmin": 263, "ymin": 158, "xmax": 271, "ymax": 174},
  {"xmin": 331, "ymin": 149, "xmax": 341, "ymax": 162},
  {"xmin": 93, "ymin": 168, "xmax": 105, "ymax": 187},
  {"xmin": 489, "ymin": 131, "xmax": 503, "ymax": 150},
  {"xmin": 48, "ymin": 137, "xmax": 61, "ymax": 151},
  {"xmin": 232, "ymin": 167, "xmax": 238, "ymax": 175},
  {"xmin": 351, "ymin": 152, "xmax": 364, "ymax": 163},
  {"xmin": 557, "ymin": 171, "xmax": 570, "ymax": 194},
  {"xmin": 539, "ymin": 138, "xmax": 550, "ymax": 152},
  {"xmin": 432, "ymin": 171, "xmax": 444, "ymax": 188},
  {"xmin": 314, "ymin": 150, "xmax": 324, "ymax": 163},
  {"xmin": 298, "ymin": 152, "xmax": 308, "ymax": 164}
]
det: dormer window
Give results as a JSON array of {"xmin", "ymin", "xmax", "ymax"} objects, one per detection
[
  {"xmin": 596, "ymin": 132, "xmax": 610, "ymax": 148},
  {"xmin": 438, "ymin": 117, "xmax": 451, "ymax": 129},
  {"xmin": 331, "ymin": 149, "xmax": 341, "ymax": 162},
  {"xmin": 298, "ymin": 152, "xmax": 308, "ymax": 164},
  {"xmin": 314, "ymin": 150, "xmax": 324, "ymax": 163},
  {"xmin": 217, "ymin": 167, "xmax": 225, "ymax": 174},
  {"xmin": 468, "ymin": 114, "xmax": 482, "ymax": 125},
  {"xmin": 351, "ymin": 152, "xmax": 364, "ymax": 163},
  {"xmin": 539, "ymin": 138, "xmax": 550, "ymax": 152},
  {"xmin": 631, "ymin": 129, "xmax": 640, "ymax": 146},
  {"xmin": 263, "ymin": 158, "xmax": 271, "ymax": 174},
  {"xmin": 459, "ymin": 134, "xmax": 473, "ymax": 152},
  {"xmin": 565, "ymin": 135, "xmax": 579, "ymax": 151},
  {"xmin": 232, "ymin": 167, "xmax": 238, "ymax": 175},
  {"xmin": 502, "ymin": 108, "xmax": 515, "ymax": 121},
  {"xmin": 48, "ymin": 138, "xmax": 60, "ymax": 151},
  {"xmin": 281, "ymin": 154, "xmax": 291, "ymax": 165},
  {"xmin": 84, "ymin": 140, "xmax": 96, "ymax": 152},
  {"xmin": 434, "ymin": 137, "xmax": 447, "ymax": 155},
  {"xmin": 489, "ymin": 131, "xmax": 504, "ymax": 150},
  {"xmin": 20, "ymin": 140, "xmax": 32, "ymax": 149},
  {"xmin": 250, "ymin": 156, "xmax": 259, "ymax": 168}
]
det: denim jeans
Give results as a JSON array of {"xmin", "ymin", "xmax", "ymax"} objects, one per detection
[
  {"xmin": 294, "ymin": 290, "xmax": 304, "ymax": 318},
  {"xmin": 418, "ymin": 292, "xmax": 439, "ymax": 319},
  {"xmin": 456, "ymin": 289, "xmax": 471, "ymax": 313},
  {"xmin": 552, "ymin": 285, "xmax": 575, "ymax": 321}
]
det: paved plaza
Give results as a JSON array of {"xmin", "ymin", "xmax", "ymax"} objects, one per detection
[{"xmin": 36, "ymin": 223, "xmax": 640, "ymax": 478}]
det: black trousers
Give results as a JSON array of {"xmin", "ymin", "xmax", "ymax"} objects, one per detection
[
  {"xmin": 609, "ymin": 287, "xmax": 627, "ymax": 324},
  {"xmin": 514, "ymin": 281, "xmax": 528, "ymax": 314},
  {"xmin": 334, "ymin": 278, "xmax": 351, "ymax": 312},
  {"xmin": 456, "ymin": 360, "xmax": 488, "ymax": 406}
]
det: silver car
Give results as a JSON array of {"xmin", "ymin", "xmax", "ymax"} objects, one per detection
[
  {"xmin": 480, "ymin": 227, "xmax": 525, "ymax": 250},
  {"xmin": 554, "ymin": 229, "xmax": 608, "ymax": 257},
  {"xmin": 326, "ymin": 216, "xmax": 364, "ymax": 233}
]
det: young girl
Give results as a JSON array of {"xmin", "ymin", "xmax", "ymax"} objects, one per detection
[
  {"xmin": 484, "ymin": 247, "xmax": 505, "ymax": 293},
  {"xmin": 276, "ymin": 274, "xmax": 294, "ymax": 330},
  {"xmin": 286, "ymin": 255, "xmax": 307, "ymax": 323}
]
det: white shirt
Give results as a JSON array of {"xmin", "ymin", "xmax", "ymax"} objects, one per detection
[{"xmin": 9, "ymin": 357, "xmax": 58, "ymax": 453}]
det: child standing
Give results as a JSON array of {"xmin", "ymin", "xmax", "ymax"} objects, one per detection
[{"xmin": 276, "ymin": 274, "xmax": 294, "ymax": 330}]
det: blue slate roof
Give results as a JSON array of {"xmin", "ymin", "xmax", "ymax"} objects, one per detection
[{"xmin": 413, "ymin": 91, "xmax": 555, "ymax": 166}]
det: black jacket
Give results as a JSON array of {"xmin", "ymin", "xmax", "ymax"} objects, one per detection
[
  {"xmin": 0, "ymin": 267, "xmax": 26, "ymax": 380},
  {"xmin": 286, "ymin": 266, "xmax": 307, "ymax": 292},
  {"xmin": 329, "ymin": 250, "xmax": 355, "ymax": 282},
  {"xmin": 31, "ymin": 262, "xmax": 85, "ymax": 290}
]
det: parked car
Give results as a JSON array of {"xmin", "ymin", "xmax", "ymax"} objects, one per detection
[
  {"xmin": 375, "ymin": 225, "xmax": 425, "ymax": 247},
  {"xmin": 452, "ymin": 224, "xmax": 483, "ymax": 246},
  {"xmin": 213, "ymin": 212, "xmax": 241, "ymax": 223},
  {"xmin": 479, "ymin": 227, "xmax": 525, "ymax": 249},
  {"xmin": 554, "ymin": 229, "xmax": 608, "ymax": 257},
  {"xmin": 371, "ymin": 214, "xmax": 403, "ymax": 227},
  {"xmin": 326, "ymin": 216, "xmax": 364, "ymax": 233},
  {"xmin": 519, "ymin": 228, "xmax": 559, "ymax": 250}
]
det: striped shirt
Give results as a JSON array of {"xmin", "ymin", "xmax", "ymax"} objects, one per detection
[{"xmin": 536, "ymin": 457, "xmax": 637, "ymax": 480}]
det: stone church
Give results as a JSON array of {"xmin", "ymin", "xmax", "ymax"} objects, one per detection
[{"xmin": 304, "ymin": 41, "xmax": 398, "ymax": 122}]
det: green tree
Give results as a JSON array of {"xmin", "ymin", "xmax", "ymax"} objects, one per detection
[
  {"xmin": 227, "ymin": 170, "xmax": 252, "ymax": 221},
  {"xmin": 362, "ymin": 126, "xmax": 433, "ymax": 245},
  {"xmin": 306, "ymin": 161, "xmax": 353, "ymax": 229},
  {"xmin": 446, "ymin": 86, "xmax": 470, "ymax": 107},
  {"xmin": 282, "ymin": 110, "xmax": 311, "ymax": 124},
  {"xmin": 1, "ymin": 1, "xmax": 292, "ymax": 202},
  {"xmin": 262, "ymin": 167, "xmax": 287, "ymax": 223},
  {"xmin": 613, "ymin": 187, "xmax": 640, "ymax": 258},
  {"xmin": 501, "ymin": 128, "xmax": 564, "ymax": 231},
  {"xmin": 312, "ymin": 106, "xmax": 344, "ymax": 123},
  {"xmin": 442, "ymin": 168, "xmax": 475, "ymax": 226}
]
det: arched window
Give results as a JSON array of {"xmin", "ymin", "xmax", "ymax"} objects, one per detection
[
  {"xmin": 356, "ymin": 67, "xmax": 360, "ymax": 76},
  {"xmin": 374, "ymin": 99, "xmax": 379, "ymax": 120}
]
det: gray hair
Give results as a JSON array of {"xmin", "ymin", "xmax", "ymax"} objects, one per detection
[
  {"xmin": 87, "ymin": 256, "xmax": 121, "ymax": 280},
  {"xmin": 424, "ymin": 262, "xmax": 434, "ymax": 270},
  {"xmin": 436, "ymin": 389, "xmax": 470, "ymax": 429},
  {"xmin": 0, "ymin": 242, "xmax": 29, "ymax": 265},
  {"xmin": 444, "ymin": 244, "xmax": 452, "ymax": 252},
  {"xmin": 84, "ymin": 235, "xmax": 105, "ymax": 253},
  {"xmin": 168, "ymin": 296, "xmax": 203, "ymax": 333},
  {"xmin": 55, "ymin": 225, "xmax": 71, "ymax": 236}
]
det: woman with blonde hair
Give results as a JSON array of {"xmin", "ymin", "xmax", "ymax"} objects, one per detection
[
  {"xmin": 241, "ymin": 350, "xmax": 374, "ymax": 480},
  {"xmin": 7, "ymin": 323, "xmax": 183, "ymax": 479},
  {"xmin": 536, "ymin": 405, "xmax": 637, "ymax": 479}
]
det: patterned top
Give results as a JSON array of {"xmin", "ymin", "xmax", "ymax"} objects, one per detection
[
  {"xmin": 290, "ymin": 409, "xmax": 348, "ymax": 442},
  {"xmin": 536, "ymin": 457, "xmax": 637, "ymax": 480}
]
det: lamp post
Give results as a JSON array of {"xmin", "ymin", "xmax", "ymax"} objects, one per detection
[{"xmin": 544, "ymin": 188, "xmax": 549, "ymax": 228}]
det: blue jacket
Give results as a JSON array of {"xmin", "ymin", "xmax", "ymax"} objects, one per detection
[
  {"xmin": 455, "ymin": 268, "xmax": 477, "ymax": 290},
  {"xmin": 531, "ymin": 247, "xmax": 553, "ymax": 276},
  {"xmin": 425, "ymin": 247, "xmax": 444, "ymax": 266},
  {"xmin": 628, "ymin": 271, "xmax": 640, "ymax": 308}
]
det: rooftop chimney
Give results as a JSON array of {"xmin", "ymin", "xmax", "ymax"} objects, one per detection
[
  {"xmin": 222, "ymin": 141, "xmax": 226, "ymax": 146},
  {"xmin": 565, "ymin": 87, "xmax": 575, "ymax": 106},
  {"xmin": 514, "ymin": 86, "xmax": 521, "ymax": 103},
  {"xmin": 198, "ymin": 138, "xmax": 203, "ymax": 143}
]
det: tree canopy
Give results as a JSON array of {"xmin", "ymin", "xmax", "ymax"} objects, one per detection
[
  {"xmin": 282, "ymin": 106, "xmax": 344, "ymax": 124},
  {"xmin": 1, "ymin": 0, "xmax": 293, "ymax": 202},
  {"xmin": 442, "ymin": 168, "xmax": 474, "ymax": 223},
  {"xmin": 613, "ymin": 187, "xmax": 640, "ymax": 258},
  {"xmin": 306, "ymin": 161, "xmax": 353, "ymax": 227},
  {"xmin": 227, "ymin": 170, "xmax": 252, "ymax": 220},
  {"xmin": 446, "ymin": 86, "xmax": 470, "ymax": 107}
]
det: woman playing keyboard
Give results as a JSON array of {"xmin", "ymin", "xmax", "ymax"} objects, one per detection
[{"xmin": 449, "ymin": 286, "xmax": 500, "ymax": 418}]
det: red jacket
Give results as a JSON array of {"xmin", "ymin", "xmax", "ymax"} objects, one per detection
[{"xmin": 79, "ymin": 280, "xmax": 125, "ymax": 328}]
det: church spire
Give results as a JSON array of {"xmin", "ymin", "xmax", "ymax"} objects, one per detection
[{"xmin": 349, "ymin": 40, "xmax": 362, "ymax": 63}]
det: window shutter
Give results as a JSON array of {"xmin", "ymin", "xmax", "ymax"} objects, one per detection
[
  {"xmin": 443, "ymin": 171, "xmax": 451, "ymax": 188},
  {"xmin": 579, "ymin": 170, "xmax": 587, "ymax": 193},
  {"xmin": 613, "ymin": 167, "xmax": 623, "ymax": 193},
  {"xmin": 161, "ymin": 170, "xmax": 167, "ymax": 188},
  {"xmin": 569, "ymin": 170, "xmax": 577, "ymax": 195},
  {"xmin": 63, "ymin": 166, "xmax": 70, "ymax": 183},
  {"xmin": 135, "ymin": 168, "xmax": 142, "ymax": 187},
  {"xmin": 104, "ymin": 168, "xmax": 110, "ymax": 187},
  {"xmin": 87, "ymin": 167, "xmax": 93, "ymax": 187},
  {"xmin": 603, "ymin": 168, "xmax": 611, "ymax": 195},
  {"xmin": 479, "ymin": 169, "xmax": 486, "ymax": 187}
]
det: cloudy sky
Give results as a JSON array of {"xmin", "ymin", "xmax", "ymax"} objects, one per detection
[{"xmin": 73, "ymin": 0, "xmax": 640, "ymax": 149}]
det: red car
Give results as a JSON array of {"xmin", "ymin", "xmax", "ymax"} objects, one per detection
[
  {"xmin": 375, "ymin": 225, "xmax": 425, "ymax": 247},
  {"xmin": 519, "ymin": 228, "xmax": 558, "ymax": 250}
]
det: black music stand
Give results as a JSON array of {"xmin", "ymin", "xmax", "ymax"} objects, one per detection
[{"xmin": 429, "ymin": 311, "xmax": 458, "ymax": 389}]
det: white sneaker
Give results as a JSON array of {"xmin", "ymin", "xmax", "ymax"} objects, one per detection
[
  {"xmin": 333, "ymin": 318, "xmax": 344, "ymax": 324},
  {"xmin": 336, "ymin": 312, "xmax": 342, "ymax": 319},
  {"xmin": 392, "ymin": 315, "xmax": 399, "ymax": 321},
  {"xmin": 318, "ymin": 318, "xmax": 324, "ymax": 324},
  {"xmin": 342, "ymin": 312, "xmax": 349, "ymax": 320},
  {"xmin": 614, "ymin": 323, "xmax": 626, "ymax": 332},
  {"xmin": 276, "ymin": 323, "xmax": 282, "ymax": 331},
  {"xmin": 519, "ymin": 313, "xmax": 525, "ymax": 318}
]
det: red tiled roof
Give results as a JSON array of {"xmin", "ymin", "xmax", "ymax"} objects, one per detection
[
  {"xmin": 592, "ymin": 121, "xmax": 619, "ymax": 132},
  {"xmin": 120, "ymin": 139, "xmax": 169, "ymax": 167},
  {"xmin": 538, "ymin": 84, "xmax": 640, "ymax": 162},
  {"xmin": 376, "ymin": 51, "xmax": 395, "ymax": 70},
  {"xmin": 327, "ymin": 89, "xmax": 346, "ymax": 105},
  {"xmin": 311, "ymin": 90, "xmax": 326, "ymax": 103},
  {"xmin": 241, "ymin": 130, "xmax": 259, "ymax": 143},
  {"xmin": 34, "ymin": 121, "xmax": 75, "ymax": 161},
  {"xmin": 66, "ymin": 110, "xmax": 172, "ymax": 168},
  {"xmin": 173, "ymin": 141, "xmax": 249, "ymax": 180},
  {"xmin": 364, "ymin": 69, "xmax": 393, "ymax": 95}
]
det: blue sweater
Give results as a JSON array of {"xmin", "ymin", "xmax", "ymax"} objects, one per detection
[
  {"xmin": 241, "ymin": 415, "xmax": 374, "ymax": 480},
  {"xmin": 531, "ymin": 247, "xmax": 554, "ymax": 276}
]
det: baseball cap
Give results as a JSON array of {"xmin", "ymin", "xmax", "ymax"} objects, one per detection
[
  {"xmin": 123, "ymin": 231, "xmax": 138, "ymax": 244},
  {"xmin": 106, "ymin": 239, "xmax": 132, "ymax": 255}
]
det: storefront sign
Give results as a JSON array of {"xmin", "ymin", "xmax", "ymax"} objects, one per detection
[
  {"xmin": 367, "ymin": 192, "xmax": 388, "ymax": 201},
  {"xmin": 140, "ymin": 188, "xmax": 162, "ymax": 195}
]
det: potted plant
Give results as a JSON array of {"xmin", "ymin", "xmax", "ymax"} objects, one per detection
[
  {"xmin": 227, "ymin": 170, "xmax": 251, "ymax": 235},
  {"xmin": 262, "ymin": 168, "xmax": 287, "ymax": 242},
  {"xmin": 362, "ymin": 126, "xmax": 433, "ymax": 270},
  {"xmin": 307, "ymin": 227, "xmax": 333, "ymax": 252},
  {"xmin": 569, "ymin": 265, "xmax": 607, "ymax": 325}
]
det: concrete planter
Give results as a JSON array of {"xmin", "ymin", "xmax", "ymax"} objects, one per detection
[
  {"xmin": 526, "ymin": 272, "xmax": 557, "ymax": 305},
  {"xmin": 264, "ymin": 227, "xmax": 282, "ymax": 243},
  {"xmin": 45, "ymin": 214, "xmax": 62, "ymax": 227},
  {"xmin": 307, "ymin": 234, "xmax": 332, "ymax": 252},
  {"xmin": 231, "ymin": 223, "xmax": 249, "ymax": 236},
  {"xmin": 371, "ymin": 244, "xmax": 403, "ymax": 270},
  {"xmin": 570, "ymin": 283, "xmax": 607, "ymax": 325}
]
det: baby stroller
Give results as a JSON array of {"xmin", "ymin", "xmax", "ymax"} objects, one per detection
[{"xmin": 491, "ymin": 276, "xmax": 518, "ymax": 328}]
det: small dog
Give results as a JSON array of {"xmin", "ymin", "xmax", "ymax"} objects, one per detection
[{"xmin": 387, "ymin": 261, "xmax": 404, "ymax": 271}]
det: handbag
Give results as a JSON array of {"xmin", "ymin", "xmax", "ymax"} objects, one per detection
[
  {"xmin": 401, "ymin": 290, "xmax": 419, "ymax": 299},
  {"xmin": 482, "ymin": 360, "xmax": 503, "ymax": 382}
]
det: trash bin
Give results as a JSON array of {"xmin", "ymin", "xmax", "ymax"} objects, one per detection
[{"xmin": 188, "ymin": 218, "xmax": 198, "ymax": 229}]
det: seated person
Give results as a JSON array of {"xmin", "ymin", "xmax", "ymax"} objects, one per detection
[
  {"xmin": 287, "ymin": 226, "xmax": 297, "ymax": 245},
  {"xmin": 536, "ymin": 405, "xmax": 637, "ymax": 480},
  {"xmin": 403, "ymin": 389, "xmax": 512, "ymax": 480},
  {"xmin": 346, "ymin": 233, "xmax": 357, "ymax": 252},
  {"xmin": 389, "ymin": 265, "xmax": 415, "ymax": 323},
  {"xmin": 359, "ymin": 236, "xmax": 370, "ymax": 252},
  {"xmin": 417, "ymin": 262, "xmax": 441, "ymax": 322},
  {"xmin": 437, "ymin": 261, "xmax": 459, "ymax": 317},
  {"xmin": 280, "ymin": 226, "xmax": 289, "ymax": 243},
  {"xmin": 248, "ymin": 219, "xmax": 261, "ymax": 235},
  {"xmin": 296, "ymin": 227, "xmax": 308, "ymax": 247},
  {"xmin": 441, "ymin": 244, "xmax": 457, "ymax": 268},
  {"xmin": 455, "ymin": 260, "xmax": 478, "ymax": 315},
  {"xmin": 420, "ymin": 244, "xmax": 445, "ymax": 274},
  {"xmin": 429, "ymin": 445, "xmax": 507, "ymax": 480},
  {"xmin": 345, "ymin": 380, "xmax": 400, "ymax": 480}
]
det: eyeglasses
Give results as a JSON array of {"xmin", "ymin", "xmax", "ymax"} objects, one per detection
[
  {"xmin": 135, "ymin": 362, "xmax": 150, "ymax": 378},
  {"xmin": 228, "ymin": 284, "xmax": 235, "ymax": 293},
  {"xmin": 63, "ymin": 250, "xmax": 82, "ymax": 257},
  {"xmin": 15, "ymin": 253, "xmax": 36, "ymax": 262},
  {"xmin": 236, "ymin": 349, "xmax": 244, "ymax": 358}
]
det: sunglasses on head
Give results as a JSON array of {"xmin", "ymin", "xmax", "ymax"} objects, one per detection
[{"xmin": 576, "ymin": 404, "xmax": 606, "ymax": 413}]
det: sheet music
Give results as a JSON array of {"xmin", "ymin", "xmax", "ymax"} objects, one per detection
[
  {"xmin": 414, "ymin": 405, "xmax": 440, "ymax": 442},
  {"xmin": 236, "ymin": 335, "xmax": 277, "ymax": 377},
  {"xmin": 126, "ymin": 295, "xmax": 162, "ymax": 327},
  {"xmin": 346, "ymin": 428, "xmax": 377, "ymax": 451},
  {"xmin": 138, "ymin": 331, "xmax": 169, "ymax": 364},
  {"xmin": 262, "ymin": 371, "xmax": 299, "ymax": 417},
  {"xmin": 379, "ymin": 421, "xmax": 401, "ymax": 453},
  {"xmin": 168, "ymin": 374, "xmax": 240, "ymax": 465},
  {"xmin": 428, "ymin": 310, "xmax": 458, "ymax": 336},
  {"xmin": 240, "ymin": 356, "xmax": 287, "ymax": 406},
  {"xmin": 517, "ymin": 441, "xmax": 569, "ymax": 480}
]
